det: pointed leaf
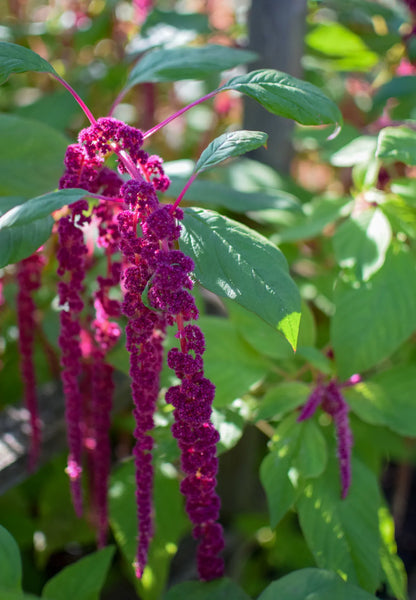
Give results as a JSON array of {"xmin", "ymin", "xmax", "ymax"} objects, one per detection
[
  {"xmin": 376, "ymin": 126, "xmax": 416, "ymax": 165},
  {"xmin": 297, "ymin": 458, "xmax": 382, "ymax": 592},
  {"xmin": 195, "ymin": 131, "xmax": 268, "ymax": 174},
  {"xmin": 126, "ymin": 44, "xmax": 257, "ymax": 86},
  {"xmin": 0, "ymin": 525, "xmax": 22, "ymax": 592},
  {"xmin": 333, "ymin": 208, "xmax": 392, "ymax": 281},
  {"xmin": 220, "ymin": 69, "xmax": 342, "ymax": 127},
  {"xmin": 42, "ymin": 547, "xmax": 114, "ymax": 600},
  {"xmin": 258, "ymin": 569, "xmax": 378, "ymax": 600},
  {"xmin": 331, "ymin": 247, "xmax": 416, "ymax": 378},
  {"xmin": 344, "ymin": 366, "xmax": 416, "ymax": 437},
  {"xmin": 0, "ymin": 41, "xmax": 57, "ymax": 85},
  {"xmin": 260, "ymin": 416, "xmax": 326, "ymax": 528},
  {"xmin": 0, "ymin": 114, "xmax": 69, "ymax": 197},
  {"xmin": 179, "ymin": 207, "xmax": 301, "ymax": 349},
  {"xmin": 0, "ymin": 189, "xmax": 88, "ymax": 267}
]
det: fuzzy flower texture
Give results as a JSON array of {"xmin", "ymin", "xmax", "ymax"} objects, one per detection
[
  {"xmin": 298, "ymin": 376, "xmax": 358, "ymax": 498},
  {"xmin": 55, "ymin": 117, "xmax": 224, "ymax": 580}
]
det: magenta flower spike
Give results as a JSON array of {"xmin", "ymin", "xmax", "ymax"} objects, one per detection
[
  {"xmin": 298, "ymin": 378, "xmax": 354, "ymax": 499},
  {"xmin": 16, "ymin": 253, "xmax": 45, "ymax": 471}
]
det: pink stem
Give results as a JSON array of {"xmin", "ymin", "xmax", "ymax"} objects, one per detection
[
  {"xmin": 107, "ymin": 88, "xmax": 127, "ymax": 118},
  {"xmin": 171, "ymin": 172, "xmax": 197, "ymax": 212},
  {"xmin": 143, "ymin": 90, "xmax": 218, "ymax": 139},
  {"xmin": 53, "ymin": 75, "xmax": 97, "ymax": 125}
]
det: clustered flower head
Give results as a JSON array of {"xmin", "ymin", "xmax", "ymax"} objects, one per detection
[
  {"xmin": 297, "ymin": 375, "xmax": 358, "ymax": 499},
  {"xmin": 52, "ymin": 116, "xmax": 224, "ymax": 579},
  {"xmin": 16, "ymin": 253, "xmax": 45, "ymax": 471}
]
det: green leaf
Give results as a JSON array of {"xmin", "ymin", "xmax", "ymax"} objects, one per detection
[
  {"xmin": 344, "ymin": 366, "xmax": 416, "ymax": 437},
  {"xmin": 0, "ymin": 592, "xmax": 42, "ymax": 600},
  {"xmin": 42, "ymin": 547, "xmax": 115, "ymax": 600},
  {"xmin": 166, "ymin": 175, "xmax": 301, "ymax": 213},
  {"xmin": 297, "ymin": 457, "xmax": 382, "ymax": 592},
  {"xmin": 126, "ymin": 44, "xmax": 257, "ymax": 86},
  {"xmin": 331, "ymin": 247, "xmax": 416, "ymax": 378},
  {"xmin": 275, "ymin": 196, "xmax": 349, "ymax": 243},
  {"xmin": 198, "ymin": 316, "xmax": 270, "ymax": 407},
  {"xmin": 195, "ymin": 131, "xmax": 268, "ymax": 174},
  {"xmin": 333, "ymin": 208, "xmax": 392, "ymax": 281},
  {"xmin": 329, "ymin": 136, "xmax": 377, "ymax": 167},
  {"xmin": 376, "ymin": 126, "xmax": 416, "ymax": 165},
  {"xmin": 260, "ymin": 416, "xmax": 327, "ymax": 528},
  {"xmin": 180, "ymin": 207, "xmax": 301, "ymax": 349},
  {"xmin": 0, "ymin": 114, "xmax": 69, "ymax": 197},
  {"xmin": 110, "ymin": 460, "xmax": 188, "ymax": 600},
  {"xmin": 257, "ymin": 568, "xmax": 378, "ymax": 600},
  {"xmin": 0, "ymin": 525, "xmax": 22, "ymax": 592},
  {"xmin": 164, "ymin": 578, "xmax": 251, "ymax": 600},
  {"xmin": 306, "ymin": 22, "xmax": 378, "ymax": 70},
  {"xmin": 226, "ymin": 300, "xmax": 314, "ymax": 360},
  {"xmin": 0, "ymin": 41, "xmax": 57, "ymax": 85},
  {"xmin": 0, "ymin": 189, "xmax": 88, "ymax": 267},
  {"xmin": 378, "ymin": 506, "xmax": 408, "ymax": 600},
  {"xmin": 220, "ymin": 69, "xmax": 342, "ymax": 128},
  {"xmin": 256, "ymin": 382, "xmax": 310, "ymax": 421}
]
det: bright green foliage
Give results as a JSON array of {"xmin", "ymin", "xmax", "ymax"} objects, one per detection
[
  {"xmin": 0, "ymin": 42, "xmax": 57, "ymax": 84},
  {"xmin": 42, "ymin": 547, "xmax": 115, "ymax": 600},
  {"xmin": 0, "ymin": 525, "xmax": 22, "ymax": 593},
  {"xmin": 180, "ymin": 207, "xmax": 301, "ymax": 349},
  {"xmin": 195, "ymin": 131, "xmax": 268, "ymax": 174}
]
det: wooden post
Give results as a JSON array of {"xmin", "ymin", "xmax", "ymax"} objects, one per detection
[{"xmin": 243, "ymin": 0, "xmax": 308, "ymax": 173}]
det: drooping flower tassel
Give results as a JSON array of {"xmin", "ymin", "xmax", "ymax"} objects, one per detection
[
  {"xmin": 57, "ymin": 202, "xmax": 91, "ymax": 516},
  {"xmin": 16, "ymin": 253, "xmax": 45, "ymax": 470}
]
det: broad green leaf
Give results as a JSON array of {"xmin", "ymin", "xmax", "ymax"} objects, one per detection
[
  {"xmin": 166, "ymin": 175, "xmax": 302, "ymax": 213},
  {"xmin": 42, "ymin": 547, "xmax": 115, "ymax": 600},
  {"xmin": 307, "ymin": 22, "xmax": 378, "ymax": 71},
  {"xmin": 376, "ymin": 126, "xmax": 416, "ymax": 165},
  {"xmin": 344, "ymin": 366, "xmax": 416, "ymax": 437},
  {"xmin": 294, "ymin": 421, "xmax": 327, "ymax": 479},
  {"xmin": 275, "ymin": 197, "xmax": 349, "ymax": 243},
  {"xmin": 333, "ymin": 208, "xmax": 392, "ymax": 281},
  {"xmin": 110, "ymin": 460, "xmax": 188, "ymax": 600},
  {"xmin": 297, "ymin": 458, "xmax": 382, "ymax": 592},
  {"xmin": 195, "ymin": 131, "xmax": 268, "ymax": 174},
  {"xmin": 220, "ymin": 69, "xmax": 342, "ymax": 128},
  {"xmin": 164, "ymin": 578, "xmax": 251, "ymax": 600},
  {"xmin": 256, "ymin": 382, "xmax": 310, "ymax": 421},
  {"xmin": 126, "ymin": 44, "xmax": 257, "ymax": 86},
  {"xmin": 226, "ymin": 300, "xmax": 314, "ymax": 361},
  {"xmin": 390, "ymin": 177, "xmax": 416, "ymax": 204},
  {"xmin": 0, "ymin": 41, "xmax": 57, "ymax": 84},
  {"xmin": 295, "ymin": 347, "xmax": 334, "ymax": 375},
  {"xmin": 257, "ymin": 568, "xmax": 378, "ymax": 600},
  {"xmin": 0, "ymin": 189, "xmax": 88, "ymax": 267},
  {"xmin": 260, "ymin": 416, "xmax": 327, "ymax": 528},
  {"xmin": 329, "ymin": 136, "xmax": 377, "ymax": 167},
  {"xmin": 0, "ymin": 114, "xmax": 69, "ymax": 197},
  {"xmin": 331, "ymin": 247, "xmax": 416, "ymax": 378},
  {"xmin": 0, "ymin": 525, "xmax": 22, "ymax": 592},
  {"xmin": 378, "ymin": 506, "xmax": 408, "ymax": 600},
  {"xmin": 180, "ymin": 208, "xmax": 301, "ymax": 349},
  {"xmin": 0, "ymin": 197, "xmax": 26, "ymax": 216},
  {"xmin": 199, "ymin": 316, "xmax": 270, "ymax": 407}
]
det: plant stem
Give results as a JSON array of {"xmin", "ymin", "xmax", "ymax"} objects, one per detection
[
  {"xmin": 143, "ymin": 90, "xmax": 218, "ymax": 139},
  {"xmin": 53, "ymin": 75, "xmax": 97, "ymax": 125},
  {"xmin": 171, "ymin": 172, "xmax": 197, "ymax": 212}
]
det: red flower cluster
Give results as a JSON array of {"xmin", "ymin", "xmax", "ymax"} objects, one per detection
[{"xmin": 54, "ymin": 116, "xmax": 224, "ymax": 579}]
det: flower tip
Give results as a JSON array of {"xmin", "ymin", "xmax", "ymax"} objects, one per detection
[{"xmin": 133, "ymin": 561, "xmax": 143, "ymax": 579}]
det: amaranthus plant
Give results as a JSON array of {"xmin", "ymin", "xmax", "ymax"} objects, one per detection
[{"xmin": 2, "ymin": 2, "xmax": 416, "ymax": 599}]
